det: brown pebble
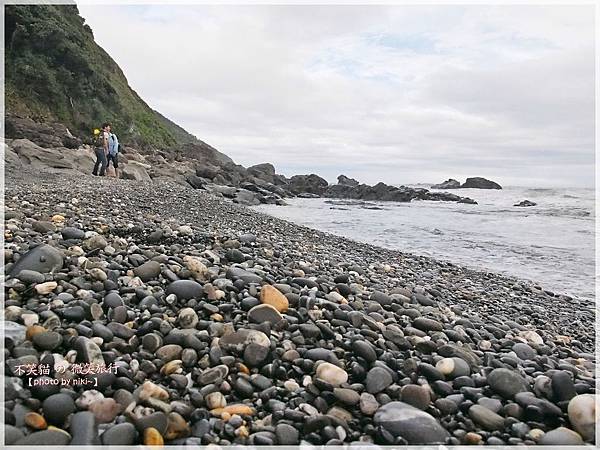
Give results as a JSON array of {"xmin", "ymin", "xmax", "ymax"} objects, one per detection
[
  {"xmin": 165, "ymin": 412, "xmax": 190, "ymax": 440},
  {"xmin": 88, "ymin": 398, "xmax": 120, "ymax": 423},
  {"xmin": 25, "ymin": 412, "xmax": 47, "ymax": 430},
  {"xmin": 464, "ymin": 432, "xmax": 483, "ymax": 445},
  {"xmin": 144, "ymin": 427, "xmax": 164, "ymax": 446},
  {"xmin": 26, "ymin": 325, "xmax": 46, "ymax": 341}
]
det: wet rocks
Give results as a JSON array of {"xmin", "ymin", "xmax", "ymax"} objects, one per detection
[
  {"xmin": 88, "ymin": 398, "xmax": 120, "ymax": 423},
  {"xmin": 9, "ymin": 244, "xmax": 63, "ymax": 276},
  {"xmin": 400, "ymin": 385, "xmax": 431, "ymax": 410},
  {"xmin": 248, "ymin": 304, "xmax": 283, "ymax": 325},
  {"xmin": 3, "ymin": 167, "xmax": 596, "ymax": 446},
  {"xmin": 101, "ymin": 422, "xmax": 138, "ymax": 445},
  {"xmin": 374, "ymin": 401, "xmax": 450, "ymax": 444},
  {"xmin": 15, "ymin": 429, "xmax": 72, "ymax": 445},
  {"xmin": 435, "ymin": 357, "xmax": 470, "ymax": 379},
  {"xmin": 259, "ymin": 284, "xmax": 289, "ymax": 312},
  {"xmin": 178, "ymin": 307, "xmax": 199, "ymax": 329},
  {"xmin": 83, "ymin": 234, "xmax": 108, "ymax": 251},
  {"xmin": 219, "ymin": 329, "xmax": 270, "ymax": 353},
  {"xmin": 468, "ymin": 405, "xmax": 505, "ymax": 431},
  {"xmin": 42, "ymin": 393, "xmax": 75, "ymax": 426},
  {"xmin": 539, "ymin": 427, "xmax": 584, "ymax": 445},
  {"xmin": 133, "ymin": 260, "xmax": 161, "ymax": 281},
  {"xmin": 568, "ymin": 394, "xmax": 596, "ymax": 442},
  {"xmin": 487, "ymin": 368, "xmax": 530, "ymax": 399},
  {"xmin": 32, "ymin": 331, "xmax": 62, "ymax": 350},
  {"xmin": 370, "ymin": 290, "xmax": 392, "ymax": 306},
  {"xmin": 70, "ymin": 411, "xmax": 100, "ymax": 445},
  {"xmin": 514, "ymin": 199, "xmax": 537, "ymax": 207},
  {"xmin": 16, "ymin": 269, "xmax": 45, "ymax": 284},
  {"xmin": 275, "ymin": 423, "xmax": 299, "ymax": 445},
  {"xmin": 366, "ymin": 367, "xmax": 393, "ymax": 393},
  {"xmin": 62, "ymin": 227, "xmax": 85, "ymax": 240},
  {"xmin": 352, "ymin": 340, "xmax": 377, "ymax": 363},
  {"xmin": 413, "ymin": 317, "xmax": 443, "ymax": 332},
  {"xmin": 166, "ymin": 280, "xmax": 203, "ymax": 299},
  {"xmin": 315, "ymin": 362, "xmax": 348, "ymax": 387}
]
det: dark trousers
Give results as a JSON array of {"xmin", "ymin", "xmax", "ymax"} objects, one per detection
[{"xmin": 92, "ymin": 148, "xmax": 108, "ymax": 176}]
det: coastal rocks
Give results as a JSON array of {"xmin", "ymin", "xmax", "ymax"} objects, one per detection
[
  {"xmin": 400, "ymin": 385, "xmax": 431, "ymax": 410},
  {"xmin": 15, "ymin": 429, "xmax": 72, "ymax": 446},
  {"xmin": 88, "ymin": 398, "xmax": 120, "ymax": 423},
  {"xmin": 35, "ymin": 281, "xmax": 57, "ymax": 295},
  {"xmin": 461, "ymin": 177, "xmax": 502, "ymax": 189},
  {"xmin": 248, "ymin": 304, "xmax": 283, "ymax": 325},
  {"xmin": 9, "ymin": 244, "xmax": 63, "ymax": 276},
  {"xmin": 70, "ymin": 411, "xmax": 100, "ymax": 445},
  {"xmin": 568, "ymin": 394, "xmax": 596, "ymax": 442},
  {"xmin": 315, "ymin": 362, "xmax": 348, "ymax": 387},
  {"xmin": 259, "ymin": 284, "xmax": 289, "ymax": 312},
  {"xmin": 16, "ymin": 269, "xmax": 45, "ymax": 284},
  {"xmin": 374, "ymin": 401, "xmax": 450, "ymax": 444},
  {"xmin": 42, "ymin": 393, "xmax": 75, "ymax": 426},
  {"xmin": 166, "ymin": 280, "xmax": 203, "ymax": 299},
  {"xmin": 468, "ymin": 405, "xmax": 505, "ymax": 431},
  {"xmin": 32, "ymin": 331, "xmax": 62, "ymax": 350},
  {"xmin": 178, "ymin": 307, "xmax": 199, "ymax": 329},
  {"xmin": 288, "ymin": 173, "xmax": 329, "ymax": 195},
  {"xmin": 514, "ymin": 199, "xmax": 537, "ymax": 207},
  {"xmin": 216, "ymin": 328, "xmax": 266, "ymax": 350},
  {"xmin": 435, "ymin": 357, "xmax": 470, "ymax": 379},
  {"xmin": 337, "ymin": 174, "xmax": 360, "ymax": 187},
  {"xmin": 101, "ymin": 423, "xmax": 138, "ymax": 445},
  {"xmin": 121, "ymin": 161, "xmax": 152, "ymax": 182},
  {"xmin": 366, "ymin": 367, "xmax": 393, "ymax": 393},
  {"xmin": 431, "ymin": 179, "xmax": 460, "ymax": 189},
  {"xmin": 370, "ymin": 290, "xmax": 392, "ymax": 306},
  {"xmin": 133, "ymin": 260, "xmax": 161, "ymax": 281},
  {"xmin": 487, "ymin": 368, "xmax": 530, "ymax": 399},
  {"xmin": 3, "ymin": 163, "xmax": 597, "ymax": 446},
  {"xmin": 539, "ymin": 427, "xmax": 584, "ymax": 445}
]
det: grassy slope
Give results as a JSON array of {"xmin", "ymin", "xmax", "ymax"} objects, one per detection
[{"xmin": 5, "ymin": 4, "xmax": 197, "ymax": 149}]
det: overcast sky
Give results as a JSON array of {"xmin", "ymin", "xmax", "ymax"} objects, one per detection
[{"xmin": 78, "ymin": 4, "xmax": 595, "ymax": 187}]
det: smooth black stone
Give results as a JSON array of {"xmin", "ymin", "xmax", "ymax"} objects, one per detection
[
  {"xmin": 42, "ymin": 393, "xmax": 75, "ymax": 426},
  {"xmin": 70, "ymin": 411, "xmax": 100, "ymax": 445},
  {"xmin": 101, "ymin": 422, "xmax": 138, "ymax": 445}
]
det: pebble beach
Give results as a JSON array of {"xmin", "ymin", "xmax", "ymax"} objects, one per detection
[{"xmin": 3, "ymin": 168, "xmax": 596, "ymax": 446}]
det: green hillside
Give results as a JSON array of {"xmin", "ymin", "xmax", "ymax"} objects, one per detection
[{"xmin": 5, "ymin": 4, "xmax": 197, "ymax": 149}]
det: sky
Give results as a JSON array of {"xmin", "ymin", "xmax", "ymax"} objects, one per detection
[{"xmin": 78, "ymin": 4, "xmax": 595, "ymax": 187}]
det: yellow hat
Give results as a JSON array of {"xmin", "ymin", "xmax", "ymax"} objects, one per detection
[{"xmin": 93, "ymin": 128, "xmax": 100, "ymax": 135}]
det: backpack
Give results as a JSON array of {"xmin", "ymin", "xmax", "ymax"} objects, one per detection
[{"xmin": 93, "ymin": 129, "xmax": 105, "ymax": 148}]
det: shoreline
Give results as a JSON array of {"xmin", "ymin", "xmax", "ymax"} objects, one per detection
[
  {"xmin": 3, "ymin": 167, "xmax": 596, "ymax": 446},
  {"xmin": 250, "ymin": 197, "xmax": 595, "ymax": 305}
]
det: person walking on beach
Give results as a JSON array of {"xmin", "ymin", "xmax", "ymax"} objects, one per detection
[
  {"xmin": 107, "ymin": 128, "xmax": 120, "ymax": 178},
  {"xmin": 92, "ymin": 122, "xmax": 110, "ymax": 176}
]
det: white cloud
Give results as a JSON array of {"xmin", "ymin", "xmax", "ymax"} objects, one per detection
[{"xmin": 78, "ymin": 4, "xmax": 595, "ymax": 187}]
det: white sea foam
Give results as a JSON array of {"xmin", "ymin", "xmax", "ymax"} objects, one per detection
[{"xmin": 255, "ymin": 186, "xmax": 595, "ymax": 300}]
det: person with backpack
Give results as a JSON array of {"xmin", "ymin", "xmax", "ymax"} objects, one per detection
[
  {"xmin": 92, "ymin": 122, "xmax": 110, "ymax": 176},
  {"xmin": 107, "ymin": 129, "xmax": 120, "ymax": 178}
]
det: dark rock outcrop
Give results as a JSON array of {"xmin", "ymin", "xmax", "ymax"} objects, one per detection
[
  {"xmin": 337, "ymin": 174, "xmax": 360, "ymax": 187},
  {"xmin": 247, "ymin": 163, "xmax": 276, "ymax": 183},
  {"xmin": 288, "ymin": 174, "xmax": 329, "ymax": 195},
  {"xmin": 6, "ymin": 115, "xmax": 82, "ymax": 149},
  {"xmin": 514, "ymin": 200, "xmax": 537, "ymax": 207},
  {"xmin": 431, "ymin": 179, "xmax": 460, "ymax": 189},
  {"xmin": 325, "ymin": 182, "xmax": 477, "ymax": 204},
  {"xmin": 461, "ymin": 177, "xmax": 502, "ymax": 189}
]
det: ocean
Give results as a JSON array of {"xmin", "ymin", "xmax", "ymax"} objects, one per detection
[{"xmin": 254, "ymin": 186, "xmax": 595, "ymax": 300}]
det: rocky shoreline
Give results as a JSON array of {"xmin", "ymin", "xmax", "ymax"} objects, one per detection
[{"xmin": 3, "ymin": 167, "xmax": 596, "ymax": 446}]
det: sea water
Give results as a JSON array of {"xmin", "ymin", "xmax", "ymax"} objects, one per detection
[{"xmin": 254, "ymin": 186, "xmax": 595, "ymax": 300}]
